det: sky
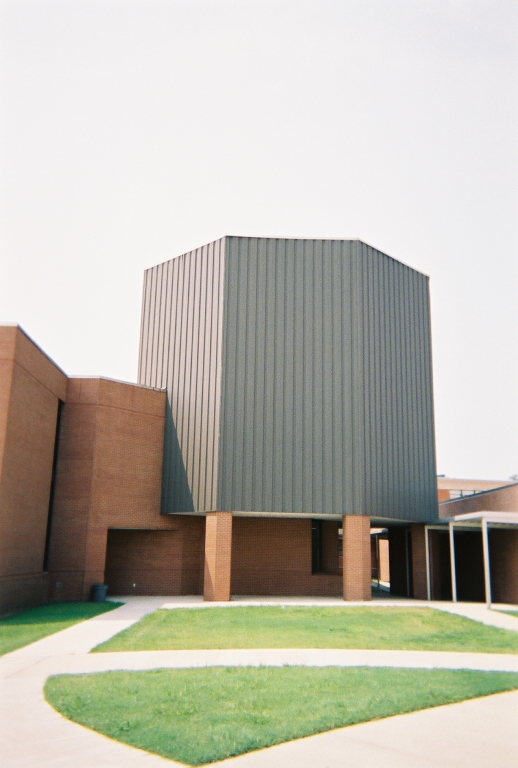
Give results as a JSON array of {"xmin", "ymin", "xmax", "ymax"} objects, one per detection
[{"xmin": 0, "ymin": 0, "xmax": 517, "ymax": 481}]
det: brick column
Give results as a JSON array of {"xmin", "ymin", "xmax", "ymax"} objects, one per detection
[
  {"xmin": 411, "ymin": 524, "xmax": 428, "ymax": 600},
  {"xmin": 203, "ymin": 512, "xmax": 233, "ymax": 601},
  {"xmin": 342, "ymin": 515, "xmax": 371, "ymax": 601}
]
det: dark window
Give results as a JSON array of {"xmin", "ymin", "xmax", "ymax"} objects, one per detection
[
  {"xmin": 43, "ymin": 399, "xmax": 64, "ymax": 571},
  {"xmin": 311, "ymin": 520, "xmax": 322, "ymax": 574}
]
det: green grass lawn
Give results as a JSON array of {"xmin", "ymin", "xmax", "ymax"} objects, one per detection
[
  {"xmin": 0, "ymin": 601, "xmax": 122, "ymax": 656},
  {"xmin": 93, "ymin": 606, "xmax": 518, "ymax": 654},
  {"xmin": 45, "ymin": 666, "xmax": 518, "ymax": 765}
]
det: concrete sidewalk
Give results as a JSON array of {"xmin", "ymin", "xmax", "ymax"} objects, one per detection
[{"xmin": 1, "ymin": 596, "xmax": 518, "ymax": 767}]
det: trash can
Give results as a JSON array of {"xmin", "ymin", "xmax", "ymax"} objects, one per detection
[{"xmin": 91, "ymin": 583, "xmax": 108, "ymax": 603}]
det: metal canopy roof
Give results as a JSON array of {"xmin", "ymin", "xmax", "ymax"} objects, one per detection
[{"xmin": 440, "ymin": 511, "xmax": 518, "ymax": 529}]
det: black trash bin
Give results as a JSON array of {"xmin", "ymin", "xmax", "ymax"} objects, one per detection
[{"xmin": 91, "ymin": 583, "xmax": 108, "ymax": 603}]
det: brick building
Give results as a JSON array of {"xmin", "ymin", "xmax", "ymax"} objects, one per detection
[{"xmin": 1, "ymin": 238, "xmax": 517, "ymax": 614}]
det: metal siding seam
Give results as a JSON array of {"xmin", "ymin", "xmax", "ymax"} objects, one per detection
[
  {"xmin": 263, "ymin": 237, "xmax": 275, "ymax": 511},
  {"xmin": 293, "ymin": 239, "xmax": 304, "ymax": 513},
  {"xmin": 186, "ymin": 249, "xmax": 200, "ymax": 497},
  {"xmin": 177, "ymin": 253, "xmax": 191, "ymax": 509},
  {"xmin": 314, "ymin": 240, "xmax": 325, "ymax": 513},
  {"xmin": 215, "ymin": 237, "xmax": 227, "ymax": 509},
  {"xmin": 376, "ymin": 249, "xmax": 384, "ymax": 517},
  {"xmin": 357, "ymin": 243, "xmax": 364, "ymax": 516},
  {"xmin": 400, "ymin": 265, "xmax": 409, "ymax": 519},
  {"xmin": 156, "ymin": 262, "xmax": 165, "ymax": 388},
  {"xmin": 235, "ymin": 238, "xmax": 249, "ymax": 509},
  {"xmin": 162, "ymin": 259, "xmax": 172, "ymax": 391},
  {"xmin": 163, "ymin": 258, "xmax": 175, "ymax": 513},
  {"xmin": 232, "ymin": 237, "xmax": 245, "ymax": 508},
  {"xmin": 373, "ymin": 246, "xmax": 382, "ymax": 516},
  {"xmin": 393, "ymin": 258, "xmax": 401, "ymax": 517},
  {"xmin": 197, "ymin": 246, "xmax": 209, "ymax": 509},
  {"xmin": 169, "ymin": 256, "xmax": 182, "ymax": 511},
  {"xmin": 258, "ymin": 238, "xmax": 268, "ymax": 509},
  {"xmin": 331, "ymin": 241, "xmax": 343, "ymax": 514},
  {"xmin": 415, "ymin": 275, "xmax": 425, "ymax": 519},
  {"xmin": 393, "ymin": 262, "xmax": 404, "ymax": 518},
  {"xmin": 342, "ymin": 242, "xmax": 353, "ymax": 515},
  {"xmin": 366, "ymin": 246, "xmax": 375, "ymax": 516},
  {"xmin": 202, "ymin": 242, "xmax": 212, "ymax": 510},
  {"xmin": 199, "ymin": 242, "xmax": 212, "ymax": 512},
  {"xmin": 148, "ymin": 266, "xmax": 157, "ymax": 387},
  {"xmin": 322, "ymin": 240, "xmax": 333, "ymax": 514},
  {"xmin": 210, "ymin": 242, "xmax": 217, "ymax": 510},
  {"xmin": 302, "ymin": 239, "xmax": 313, "ymax": 513},
  {"xmin": 191, "ymin": 247, "xmax": 205, "ymax": 510},
  {"xmin": 384, "ymin": 257, "xmax": 397, "ymax": 517},
  {"xmin": 400, "ymin": 264, "xmax": 410, "ymax": 520},
  {"xmin": 220, "ymin": 237, "xmax": 238, "ymax": 510},
  {"xmin": 410, "ymin": 269, "xmax": 420, "ymax": 522},
  {"xmin": 176, "ymin": 254, "xmax": 188, "ymax": 511},
  {"xmin": 350, "ymin": 241, "xmax": 359, "ymax": 515},
  {"xmin": 149, "ymin": 267, "xmax": 158, "ymax": 387},
  {"xmin": 199, "ymin": 241, "xmax": 213, "ymax": 511},
  {"xmin": 209, "ymin": 239, "xmax": 219, "ymax": 511},
  {"xmin": 241, "ymin": 238, "xmax": 253, "ymax": 510},
  {"xmin": 273, "ymin": 239, "xmax": 285, "ymax": 511},
  {"xmin": 153, "ymin": 264, "xmax": 162, "ymax": 389},
  {"xmin": 403, "ymin": 266, "xmax": 412, "ymax": 518},
  {"xmin": 280, "ymin": 240, "xmax": 295, "ymax": 511},
  {"xmin": 415, "ymin": 274, "xmax": 426, "ymax": 519},
  {"xmin": 368, "ymin": 244, "xmax": 377, "ymax": 516},
  {"xmin": 404, "ymin": 265, "xmax": 413, "ymax": 518},
  {"xmin": 185, "ymin": 249, "xmax": 197, "ymax": 511},
  {"xmin": 160, "ymin": 261, "xmax": 168, "ymax": 387},
  {"xmin": 405, "ymin": 266, "xmax": 414, "ymax": 521},
  {"xmin": 380, "ymin": 251, "xmax": 390, "ymax": 519}
]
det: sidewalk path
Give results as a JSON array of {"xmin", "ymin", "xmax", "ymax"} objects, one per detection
[{"xmin": 1, "ymin": 596, "xmax": 518, "ymax": 768}]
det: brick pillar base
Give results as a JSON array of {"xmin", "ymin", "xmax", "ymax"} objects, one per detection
[
  {"xmin": 343, "ymin": 515, "xmax": 371, "ymax": 601},
  {"xmin": 411, "ymin": 524, "xmax": 428, "ymax": 600},
  {"xmin": 203, "ymin": 512, "xmax": 232, "ymax": 601}
]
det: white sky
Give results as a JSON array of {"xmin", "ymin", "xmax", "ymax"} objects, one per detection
[{"xmin": 1, "ymin": 1, "xmax": 517, "ymax": 481}]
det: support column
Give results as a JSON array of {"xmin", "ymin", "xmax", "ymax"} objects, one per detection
[
  {"xmin": 203, "ymin": 512, "xmax": 232, "ymax": 601},
  {"xmin": 481, "ymin": 518, "xmax": 492, "ymax": 608},
  {"xmin": 449, "ymin": 522, "xmax": 457, "ymax": 603},
  {"xmin": 410, "ymin": 524, "xmax": 428, "ymax": 600},
  {"xmin": 342, "ymin": 515, "xmax": 371, "ymax": 601}
]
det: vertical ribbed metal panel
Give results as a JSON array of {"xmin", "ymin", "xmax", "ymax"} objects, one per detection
[
  {"xmin": 138, "ymin": 237, "xmax": 225, "ymax": 512},
  {"xmin": 217, "ymin": 237, "xmax": 437, "ymax": 522},
  {"xmin": 140, "ymin": 236, "xmax": 437, "ymax": 522}
]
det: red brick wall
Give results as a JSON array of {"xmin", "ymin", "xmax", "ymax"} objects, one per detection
[
  {"xmin": 104, "ymin": 525, "xmax": 205, "ymax": 596},
  {"xmin": 47, "ymin": 377, "xmax": 206, "ymax": 600},
  {"xmin": 0, "ymin": 326, "xmax": 66, "ymax": 614},
  {"xmin": 231, "ymin": 517, "xmax": 342, "ymax": 596},
  {"xmin": 439, "ymin": 484, "xmax": 518, "ymax": 518}
]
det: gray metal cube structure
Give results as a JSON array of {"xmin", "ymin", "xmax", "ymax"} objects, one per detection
[{"xmin": 139, "ymin": 237, "xmax": 438, "ymax": 525}]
